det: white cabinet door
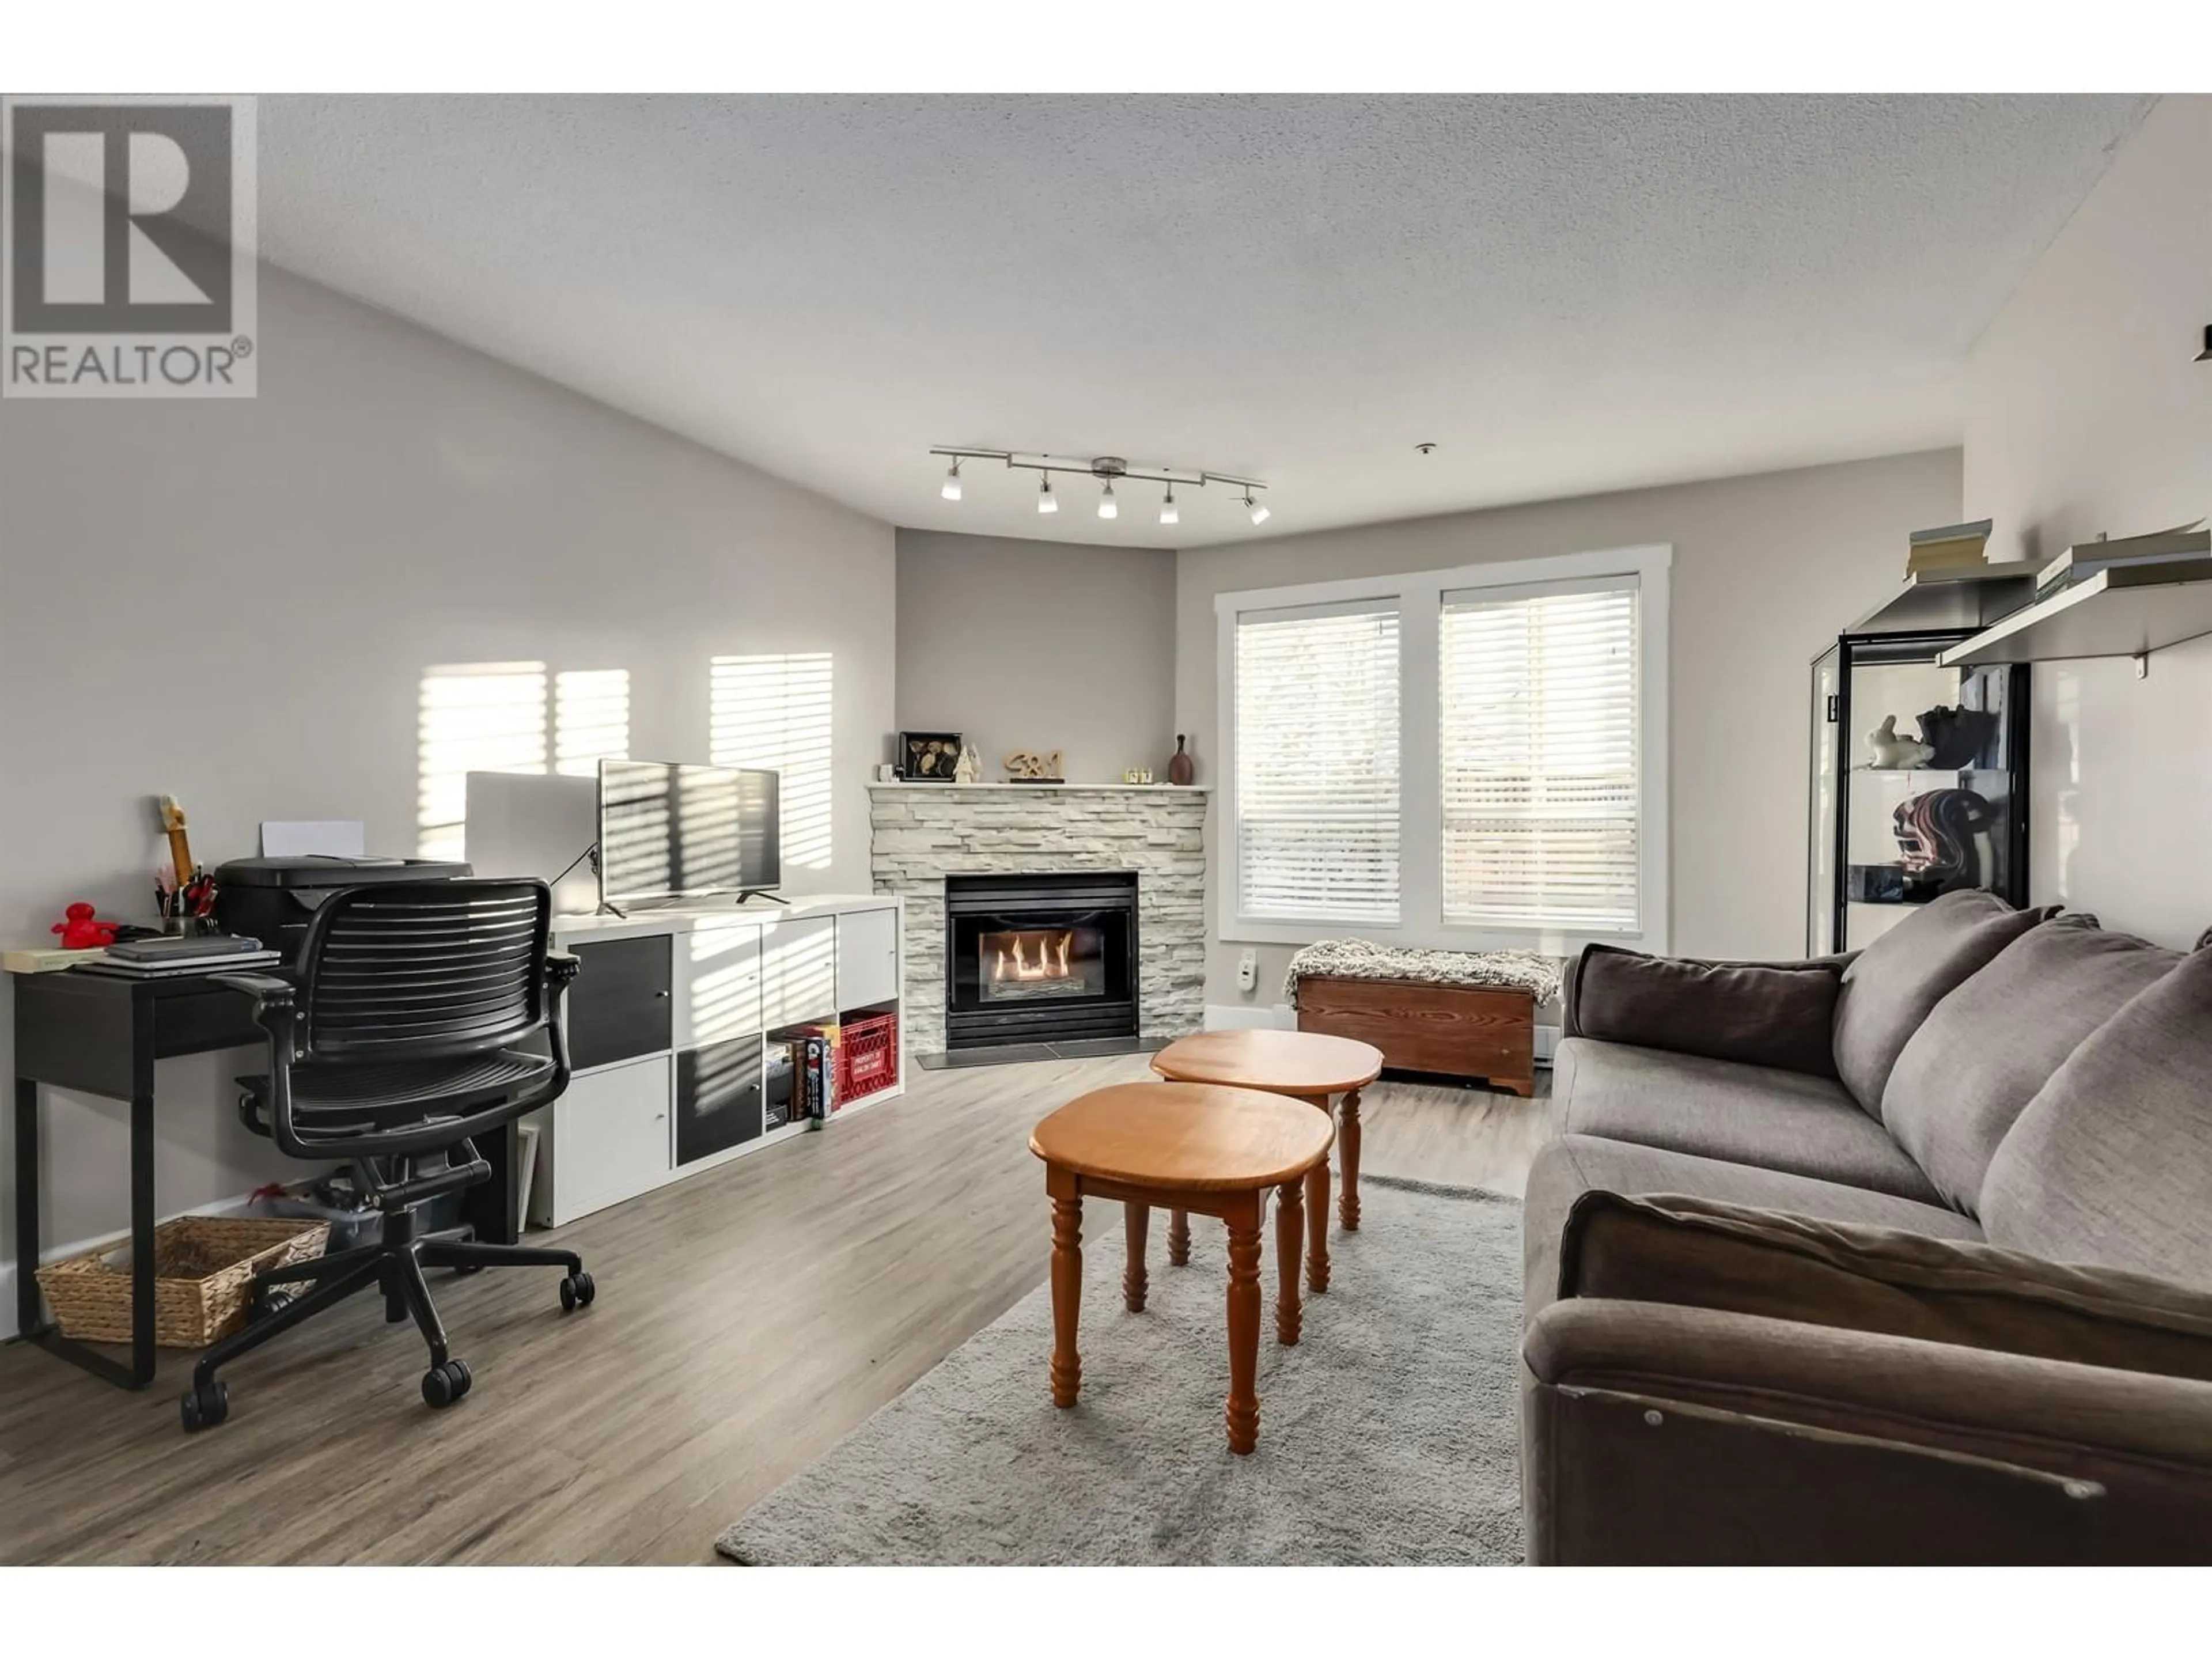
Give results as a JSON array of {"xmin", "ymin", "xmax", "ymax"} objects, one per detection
[
  {"xmin": 676, "ymin": 919, "xmax": 763, "ymax": 1048},
  {"xmin": 836, "ymin": 906, "xmax": 900, "ymax": 1010},
  {"xmin": 760, "ymin": 915, "xmax": 838, "ymax": 1029},
  {"xmin": 546, "ymin": 1054, "xmax": 671, "ymax": 1226}
]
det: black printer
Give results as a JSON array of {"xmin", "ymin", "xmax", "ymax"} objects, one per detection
[{"xmin": 214, "ymin": 855, "xmax": 472, "ymax": 967}]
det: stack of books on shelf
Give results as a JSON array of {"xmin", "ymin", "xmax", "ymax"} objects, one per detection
[
  {"xmin": 1904, "ymin": 518, "xmax": 1995, "ymax": 579},
  {"xmin": 792, "ymin": 1029, "xmax": 838, "ymax": 1122},
  {"xmin": 770, "ymin": 1024, "xmax": 839, "ymax": 1124},
  {"xmin": 2033, "ymin": 525, "xmax": 2212, "ymax": 602},
  {"xmin": 78, "ymin": 934, "xmax": 281, "ymax": 979}
]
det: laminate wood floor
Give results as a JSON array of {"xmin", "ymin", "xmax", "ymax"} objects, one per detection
[{"xmin": 0, "ymin": 1055, "xmax": 1555, "ymax": 1564}]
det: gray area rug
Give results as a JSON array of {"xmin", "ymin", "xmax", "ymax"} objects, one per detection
[{"xmin": 718, "ymin": 1176, "xmax": 1527, "ymax": 1564}]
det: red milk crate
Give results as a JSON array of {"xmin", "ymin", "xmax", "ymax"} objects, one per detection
[{"xmin": 836, "ymin": 1009, "xmax": 900, "ymax": 1103}]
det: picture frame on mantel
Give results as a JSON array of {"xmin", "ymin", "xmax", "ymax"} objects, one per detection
[{"xmin": 898, "ymin": 730, "xmax": 962, "ymax": 781}]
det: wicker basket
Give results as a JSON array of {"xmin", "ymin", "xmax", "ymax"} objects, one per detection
[{"xmin": 35, "ymin": 1215, "xmax": 330, "ymax": 1349}]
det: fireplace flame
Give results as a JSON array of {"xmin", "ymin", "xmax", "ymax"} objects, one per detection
[{"xmin": 991, "ymin": 930, "xmax": 1075, "ymax": 983}]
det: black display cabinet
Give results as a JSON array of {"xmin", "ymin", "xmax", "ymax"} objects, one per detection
[{"xmin": 1808, "ymin": 628, "xmax": 2030, "ymax": 956}]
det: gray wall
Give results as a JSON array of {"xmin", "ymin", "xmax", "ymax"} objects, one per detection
[
  {"xmin": 0, "ymin": 261, "xmax": 895, "ymax": 1333},
  {"xmin": 896, "ymin": 529, "xmax": 1177, "ymax": 784},
  {"xmin": 1963, "ymin": 94, "xmax": 2212, "ymax": 947},
  {"xmin": 1178, "ymin": 450, "xmax": 1964, "ymax": 1010}
]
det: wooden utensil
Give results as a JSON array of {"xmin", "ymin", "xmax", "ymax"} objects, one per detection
[{"xmin": 156, "ymin": 796, "xmax": 195, "ymax": 887}]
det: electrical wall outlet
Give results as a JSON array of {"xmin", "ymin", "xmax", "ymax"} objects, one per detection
[{"xmin": 1236, "ymin": 948, "xmax": 1257, "ymax": 993}]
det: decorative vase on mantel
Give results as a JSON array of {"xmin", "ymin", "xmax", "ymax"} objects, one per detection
[{"xmin": 1167, "ymin": 734, "xmax": 1194, "ymax": 786}]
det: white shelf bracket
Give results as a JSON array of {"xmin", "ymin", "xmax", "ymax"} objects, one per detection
[{"xmin": 2134, "ymin": 651, "xmax": 2150, "ymax": 681}]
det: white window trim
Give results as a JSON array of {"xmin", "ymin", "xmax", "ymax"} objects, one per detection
[{"xmin": 1215, "ymin": 543, "xmax": 1671, "ymax": 958}]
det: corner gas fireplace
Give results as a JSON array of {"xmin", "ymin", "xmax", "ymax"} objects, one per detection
[{"xmin": 944, "ymin": 871, "xmax": 1139, "ymax": 1050}]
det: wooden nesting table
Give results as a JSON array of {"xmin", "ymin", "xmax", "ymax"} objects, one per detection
[
  {"xmin": 1150, "ymin": 1028, "xmax": 1385, "ymax": 1296},
  {"xmin": 1031, "ymin": 1082, "xmax": 1335, "ymax": 1456}
]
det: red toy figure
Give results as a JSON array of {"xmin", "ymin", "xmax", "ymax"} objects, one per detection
[{"xmin": 52, "ymin": 902, "xmax": 120, "ymax": 949}]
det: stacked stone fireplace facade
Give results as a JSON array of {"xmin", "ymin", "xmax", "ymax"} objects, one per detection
[{"xmin": 868, "ymin": 785, "xmax": 1209, "ymax": 1054}]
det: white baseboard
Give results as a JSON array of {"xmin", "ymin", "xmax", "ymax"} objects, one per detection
[
  {"xmin": 1535, "ymin": 1023, "xmax": 1562, "ymax": 1065},
  {"xmin": 1203, "ymin": 1002, "xmax": 1295, "ymax": 1031}
]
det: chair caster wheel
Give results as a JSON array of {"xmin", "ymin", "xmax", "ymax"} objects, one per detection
[
  {"xmin": 248, "ymin": 1283, "xmax": 300, "ymax": 1323},
  {"xmin": 451, "ymin": 1263, "xmax": 486, "ymax": 1277},
  {"xmin": 558, "ymin": 1271, "xmax": 595, "ymax": 1312},
  {"xmin": 422, "ymin": 1358, "xmax": 473, "ymax": 1408},
  {"xmin": 180, "ymin": 1379, "xmax": 230, "ymax": 1432}
]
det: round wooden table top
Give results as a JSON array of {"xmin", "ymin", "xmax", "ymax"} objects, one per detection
[
  {"xmin": 1151, "ymin": 1028, "xmax": 1384, "ymax": 1095},
  {"xmin": 1030, "ymin": 1082, "xmax": 1335, "ymax": 1192}
]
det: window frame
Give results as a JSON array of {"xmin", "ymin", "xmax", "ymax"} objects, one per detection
[
  {"xmin": 1214, "ymin": 543, "xmax": 1671, "ymax": 957},
  {"xmin": 1228, "ymin": 594, "xmax": 1406, "ymax": 929}
]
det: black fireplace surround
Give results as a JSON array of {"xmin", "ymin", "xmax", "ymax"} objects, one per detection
[{"xmin": 944, "ymin": 871, "xmax": 1139, "ymax": 1050}]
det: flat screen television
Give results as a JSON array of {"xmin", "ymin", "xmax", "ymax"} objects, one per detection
[{"xmin": 597, "ymin": 759, "xmax": 781, "ymax": 907}]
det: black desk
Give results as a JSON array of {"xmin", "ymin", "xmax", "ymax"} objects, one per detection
[
  {"xmin": 12, "ymin": 969, "xmax": 263, "ymax": 1388},
  {"xmin": 12, "ymin": 968, "xmax": 523, "ymax": 1391}
]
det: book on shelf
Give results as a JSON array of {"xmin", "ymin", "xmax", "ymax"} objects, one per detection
[
  {"xmin": 2033, "ymin": 525, "xmax": 2212, "ymax": 600},
  {"xmin": 1905, "ymin": 518, "xmax": 1994, "ymax": 578},
  {"xmin": 770, "ymin": 1027, "xmax": 838, "ymax": 1125}
]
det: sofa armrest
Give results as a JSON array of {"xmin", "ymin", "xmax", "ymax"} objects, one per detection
[
  {"xmin": 1522, "ymin": 1298, "xmax": 2212, "ymax": 1563},
  {"xmin": 1558, "ymin": 1190, "xmax": 2212, "ymax": 1382},
  {"xmin": 1562, "ymin": 944, "xmax": 1843, "ymax": 1077}
]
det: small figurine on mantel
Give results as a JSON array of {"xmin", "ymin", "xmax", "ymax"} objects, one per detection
[{"xmin": 952, "ymin": 741, "xmax": 981, "ymax": 783}]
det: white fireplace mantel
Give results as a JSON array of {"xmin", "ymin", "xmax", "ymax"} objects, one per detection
[{"xmin": 868, "ymin": 782, "xmax": 1211, "ymax": 793}]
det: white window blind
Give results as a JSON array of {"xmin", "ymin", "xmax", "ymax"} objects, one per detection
[
  {"xmin": 1233, "ymin": 601, "xmax": 1401, "ymax": 923},
  {"xmin": 1440, "ymin": 579, "xmax": 1640, "ymax": 931}
]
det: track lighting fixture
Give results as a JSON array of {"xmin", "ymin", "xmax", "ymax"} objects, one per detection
[{"xmin": 927, "ymin": 448, "xmax": 1268, "ymax": 528}]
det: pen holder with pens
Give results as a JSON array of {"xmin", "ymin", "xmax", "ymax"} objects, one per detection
[{"xmin": 160, "ymin": 866, "xmax": 221, "ymax": 937}]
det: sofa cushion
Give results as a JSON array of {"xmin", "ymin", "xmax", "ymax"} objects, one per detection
[
  {"xmin": 1881, "ymin": 915, "xmax": 2180, "ymax": 1215},
  {"xmin": 1982, "ymin": 945, "xmax": 2212, "ymax": 1287},
  {"xmin": 1554, "ymin": 1037, "xmax": 1942, "ymax": 1202},
  {"xmin": 1831, "ymin": 890, "xmax": 2056, "ymax": 1115},
  {"xmin": 1523, "ymin": 1134, "xmax": 1982, "ymax": 1324},
  {"xmin": 1557, "ymin": 1190, "xmax": 2212, "ymax": 1383},
  {"xmin": 1563, "ymin": 944, "xmax": 1842, "ymax": 1078}
]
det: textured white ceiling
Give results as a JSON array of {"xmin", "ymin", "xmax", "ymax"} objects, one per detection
[{"xmin": 256, "ymin": 94, "xmax": 2150, "ymax": 548}]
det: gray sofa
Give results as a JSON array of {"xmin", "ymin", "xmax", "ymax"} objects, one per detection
[{"xmin": 1521, "ymin": 890, "xmax": 2212, "ymax": 1565}]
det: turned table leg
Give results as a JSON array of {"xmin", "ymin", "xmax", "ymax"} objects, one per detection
[
  {"xmin": 1123, "ymin": 1201, "xmax": 1149, "ymax": 1312},
  {"xmin": 1304, "ymin": 1158, "xmax": 1331, "ymax": 1294},
  {"xmin": 1167, "ymin": 1209, "xmax": 1190, "ymax": 1266},
  {"xmin": 1224, "ymin": 1193, "xmax": 1263, "ymax": 1455},
  {"xmin": 1339, "ymin": 1088, "xmax": 1363, "ymax": 1232},
  {"xmin": 1274, "ymin": 1178, "xmax": 1303, "ymax": 1346},
  {"xmin": 1050, "ymin": 1187, "xmax": 1083, "ymax": 1408}
]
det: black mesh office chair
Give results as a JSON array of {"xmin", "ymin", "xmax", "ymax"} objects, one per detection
[{"xmin": 180, "ymin": 878, "xmax": 592, "ymax": 1431}]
